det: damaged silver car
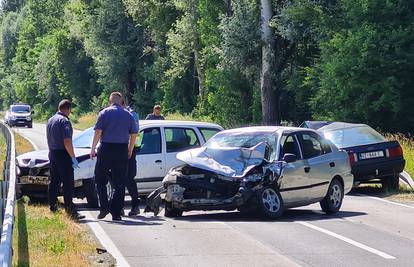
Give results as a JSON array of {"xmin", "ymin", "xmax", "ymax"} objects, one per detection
[{"xmin": 145, "ymin": 126, "xmax": 353, "ymax": 218}]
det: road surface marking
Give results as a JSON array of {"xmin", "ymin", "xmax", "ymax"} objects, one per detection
[
  {"xmin": 357, "ymin": 194, "xmax": 414, "ymax": 210},
  {"xmin": 81, "ymin": 211, "xmax": 131, "ymax": 267},
  {"xmin": 298, "ymin": 221, "xmax": 396, "ymax": 260}
]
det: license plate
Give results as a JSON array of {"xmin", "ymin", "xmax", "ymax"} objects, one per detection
[
  {"xmin": 359, "ymin": 151, "xmax": 384, "ymax": 160},
  {"xmin": 20, "ymin": 175, "xmax": 49, "ymax": 185}
]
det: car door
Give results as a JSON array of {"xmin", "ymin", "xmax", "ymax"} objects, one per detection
[
  {"xmin": 278, "ymin": 133, "xmax": 312, "ymax": 204},
  {"xmin": 135, "ymin": 127, "xmax": 166, "ymax": 191},
  {"xmin": 164, "ymin": 127, "xmax": 201, "ymax": 172},
  {"xmin": 298, "ymin": 131, "xmax": 333, "ymax": 199}
]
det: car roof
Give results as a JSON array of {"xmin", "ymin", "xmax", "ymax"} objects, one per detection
[
  {"xmin": 219, "ymin": 126, "xmax": 318, "ymax": 135},
  {"xmin": 319, "ymin": 122, "xmax": 368, "ymax": 132},
  {"xmin": 138, "ymin": 120, "xmax": 223, "ymax": 129}
]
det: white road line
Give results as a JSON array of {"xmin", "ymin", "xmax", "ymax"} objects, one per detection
[
  {"xmin": 356, "ymin": 194, "xmax": 414, "ymax": 210},
  {"xmin": 81, "ymin": 211, "xmax": 131, "ymax": 267},
  {"xmin": 298, "ymin": 221, "xmax": 396, "ymax": 260}
]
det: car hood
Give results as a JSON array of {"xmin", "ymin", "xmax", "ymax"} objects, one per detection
[
  {"xmin": 17, "ymin": 148, "xmax": 91, "ymax": 167},
  {"xmin": 176, "ymin": 142, "xmax": 269, "ymax": 178}
]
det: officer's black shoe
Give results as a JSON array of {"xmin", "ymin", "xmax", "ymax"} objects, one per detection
[
  {"xmin": 68, "ymin": 210, "xmax": 86, "ymax": 221},
  {"xmin": 97, "ymin": 210, "xmax": 109, "ymax": 219},
  {"xmin": 50, "ymin": 204, "xmax": 58, "ymax": 213},
  {"xmin": 128, "ymin": 205, "xmax": 140, "ymax": 216},
  {"xmin": 112, "ymin": 215, "xmax": 122, "ymax": 221}
]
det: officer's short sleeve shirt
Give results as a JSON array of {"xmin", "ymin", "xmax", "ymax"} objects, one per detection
[
  {"xmin": 94, "ymin": 104, "xmax": 138, "ymax": 144},
  {"xmin": 47, "ymin": 112, "xmax": 73, "ymax": 150}
]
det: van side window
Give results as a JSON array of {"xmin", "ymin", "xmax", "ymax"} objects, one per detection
[
  {"xmin": 198, "ymin": 128, "xmax": 221, "ymax": 142},
  {"xmin": 165, "ymin": 128, "xmax": 200, "ymax": 153},
  {"xmin": 136, "ymin": 128, "xmax": 162, "ymax": 154}
]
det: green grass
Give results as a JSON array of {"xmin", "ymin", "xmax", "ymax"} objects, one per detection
[
  {"xmin": 385, "ymin": 133, "xmax": 414, "ymax": 176},
  {"xmin": 13, "ymin": 198, "xmax": 96, "ymax": 267}
]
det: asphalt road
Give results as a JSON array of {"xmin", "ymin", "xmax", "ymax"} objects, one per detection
[{"xmin": 15, "ymin": 123, "xmax": 414, "ymax": 267}]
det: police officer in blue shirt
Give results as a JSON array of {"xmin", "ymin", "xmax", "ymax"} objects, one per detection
[
  {"xmin": 47, "ymin": 99, "xmax": 84, "ymax": 220},
  {"xmin": 124, "ymin": 104, "xmax": 140, "ymax": 216},
  {"xmin": 90, "ymin": 92, "xmax": 138, "ymax": 221}
]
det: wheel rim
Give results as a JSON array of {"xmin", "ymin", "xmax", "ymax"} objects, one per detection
[
  {"xmin": 329, "ymin": 184, "xmax": 342, "ymax": 208},
  {"xmin": 262, "ymin": 188, "xmax": 281, "ymax": 213}
]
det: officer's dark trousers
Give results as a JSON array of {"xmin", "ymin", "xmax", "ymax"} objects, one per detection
[
  {"xmin": 95, "ymin": 143, "xmax": 128, "ymax": 217},
  {"xmin": 126, "ymin": 147, "xmax": 139, "ymax": 207},
  {"xmin": 48, "ymin": 149, "xmax": 74, "ymax": 211}
]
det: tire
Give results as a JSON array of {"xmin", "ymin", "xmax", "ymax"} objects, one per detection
[
  {"xmin": 28, "ymin": 122, "xmax": 33, "ymax": 128},
  {"xmin": 320, "ymin": 179, "xmax": 344, "ymax": 214},
  {"xmin": 381, "ymin": 175, "xmax": 399, "ymax": 192},
  {"xmin": 256, "ymin": 186, "xmax": 284, "ymax": 219},
  {"xmin": 83, "ymin": 179, "xmax": 99, "ymax": 208},
  {"xmin": 164, "ymin": 202, "xmax": 183, "ymax": 218}
]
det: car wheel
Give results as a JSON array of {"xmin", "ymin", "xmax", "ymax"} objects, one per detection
[
  {"xmin": 164, "ymin": 202, "xmax": 183, "ymax": 218},
  {"xmin": 28, "ymin": 122, "xmax": 33, "ymax": 128},
  {"xmin": 320, "ymin": 179, "xmax": 344, "ymax": 214},
  {"xmin": 83, "ymin": 179, "xmax": 99, "ymax": 208},
  {"xmin": 381, "ymin": 175, "xmax": 399, "ymax": 192},
  {"xmin": 256, "ymin": 186, "xmax": 284, "ymax": 219}
]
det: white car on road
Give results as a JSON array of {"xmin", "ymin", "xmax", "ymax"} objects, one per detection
[{"xmin": 16, "ymin": 120, "xmax": 223, "ymax": 207}]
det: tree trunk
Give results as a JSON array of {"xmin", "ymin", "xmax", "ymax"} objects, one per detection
[
  {"xmin": 260, "ymin": 0, "xmax": 280, "ymax": 125},
  {"xmin": 194, "ymin": 49, "xmax": 205, "ymax": 99},
  {"xmin": 223, "ymin": 0, "xmax": 232, "ymax": 16}
]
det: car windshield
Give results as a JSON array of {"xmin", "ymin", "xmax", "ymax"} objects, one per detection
[
  {"xmin": 11, "ymin": 105, "xmax": 30, "ymax": 113},
  {"xmin": 324, "ymin": 126, "xmax": 386, "ymax": 148},
  {"xmin": 73, "ymin": 127, "xmax": 94, "ymax": 148},
  {"xmin": 206, "ymin": 131, "xmax": 277, "ymax": 149}
]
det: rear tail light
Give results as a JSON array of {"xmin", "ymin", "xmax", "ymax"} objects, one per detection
[
  {"xmin": 348, "ymin": 152, "xmax": 358, "ymax": 165},
  {"xmin": 386, "ymin": 146, "xmax": 403, "ymax": 158}
]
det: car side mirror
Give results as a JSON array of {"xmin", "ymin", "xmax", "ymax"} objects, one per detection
[{"xmin": 283, "ymin": 153, "xmax": 297, "ymax": 163}]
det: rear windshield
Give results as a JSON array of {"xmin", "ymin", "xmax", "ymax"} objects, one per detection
[
  {"xmin": 11, "ymin": 105, "xmax": 30, "ymax": 113},
  {"xmin": 323, "ymin": 126, "xmax": 386, "ymax": 148}
]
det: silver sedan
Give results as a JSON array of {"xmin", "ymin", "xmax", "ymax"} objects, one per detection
[{"xmin": 146, "ymin": 126, "xmax": 353, "ymax": 218}]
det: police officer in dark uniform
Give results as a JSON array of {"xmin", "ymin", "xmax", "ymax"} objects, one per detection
[
  {"xmin": 124, "ymin": 104, "xmax": 140, "ymax": 216},
  {"xmin": 90, "ymin": 92, "xmax": 137, "ymax": 221},
  {"xmin": 47, "ymin": 99, "xmax": 84, "ymax": 220}
]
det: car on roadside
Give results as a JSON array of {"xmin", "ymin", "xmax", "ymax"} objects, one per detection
[
  {"xmin": 318, "ymin": 122, "xmax": 405, "ymax": 191},
  {"xmin": 16, "ymin": 120, "xmax": 223, "ymax": 207},
  {"xmin": 4, "ymin": 104, "xmax": 34, "ymax": 128},
  {"xmin": 145, "ymin": 126, "xmax": 353, "ymax": 218}
]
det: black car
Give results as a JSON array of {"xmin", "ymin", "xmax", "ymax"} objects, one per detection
[{"xmin": 318, "ymin": 122, "xmax": 405, "ymax": 190}]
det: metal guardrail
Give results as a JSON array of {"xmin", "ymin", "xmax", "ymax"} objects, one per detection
[{"xmin": 0, "ymin": 122, "xmax": 16, "ymax": 267}]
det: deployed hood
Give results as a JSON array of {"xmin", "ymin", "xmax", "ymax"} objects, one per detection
[{"xmin": 176, "ymin": 142, "xmax": 269, "ymax": 178}]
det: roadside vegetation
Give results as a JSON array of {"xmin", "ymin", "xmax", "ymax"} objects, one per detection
[
  {"xmin": 0, "ymin": 1, "xmax": 413, "ymax": 133},
  {"xmin": 12, "ymin": 133, "xmax": 107, "ymax": 267}
]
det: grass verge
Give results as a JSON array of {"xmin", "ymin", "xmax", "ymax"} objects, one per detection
[
  {"xmin": 13, "ymin": 198, "xmax": 97, "ymax": 267},
  {"xmin": 12, "ymin": 132, "xmax": 112, "ymax": 266}
]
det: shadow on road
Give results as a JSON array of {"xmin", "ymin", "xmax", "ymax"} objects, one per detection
[{"xmin": 172, "ymin": 208, "xmax": 366, "ymax": 223}]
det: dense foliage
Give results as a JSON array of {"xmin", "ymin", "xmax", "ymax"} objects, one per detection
[{"xmin": 0, "ymin": 0, "xmax": 412, "ymax": 133}]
